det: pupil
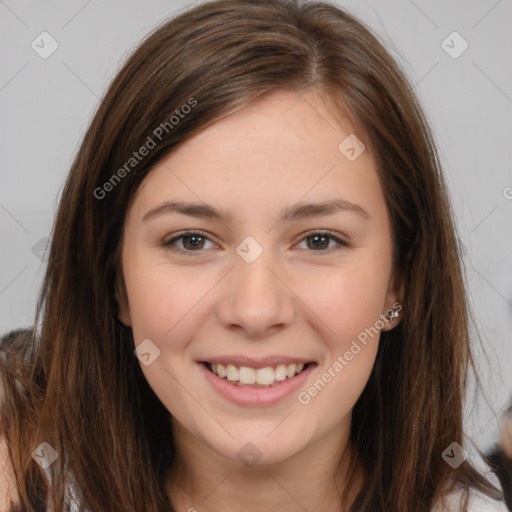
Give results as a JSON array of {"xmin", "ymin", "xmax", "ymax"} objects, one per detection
[
  {"xmin": 184, "ymin": 235, "xmax": 203, "ymax": 250},
  {"xmin": 309, "ymin": 235, "xmax": 328, "ymax": 250}
]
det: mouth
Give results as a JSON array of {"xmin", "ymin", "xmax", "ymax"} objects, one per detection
[{"xmin": 200, "ymin": 361, "xmax": 315, "ymax": 388}]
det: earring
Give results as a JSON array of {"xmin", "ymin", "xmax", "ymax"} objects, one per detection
[{"xmin": 386, "ymin": 309, "xmax": 399, "ymax": 323}]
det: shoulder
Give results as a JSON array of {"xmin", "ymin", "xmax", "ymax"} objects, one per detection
[
  {"xmin": 0, "ymin": 372, "xmax": 21, "ymax": 510},
  {"xmin": 0, "ymin": 436, "xmax": 20, "ymax": 511},
  {"xmin": 466, "ymin": 484, "xmax": 509, "ymax": 512},
  {"xmin": 432, "ymin": 471, "xmax": 509, "ymax": 512},
  {"xmin": 0, "ymin": 328, "xmax": 32, "ymax": 511}
]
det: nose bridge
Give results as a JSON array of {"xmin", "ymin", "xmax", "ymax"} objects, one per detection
[{"xmin": 215, "ymin": 236, "xmax": 295, "ymax": 336}]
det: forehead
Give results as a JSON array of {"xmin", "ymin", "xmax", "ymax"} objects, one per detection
[{"xmin": 129, "ymin": 89, "xmax": 385, "ymax": 223}]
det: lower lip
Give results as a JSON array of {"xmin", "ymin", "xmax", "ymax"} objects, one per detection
[{"xmin": 198, "ymin": 362, "xmax": 317, "ymax": 407}]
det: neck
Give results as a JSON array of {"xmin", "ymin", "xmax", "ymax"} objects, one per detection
[{"xmin": 165, "ymin": 422, "xmax": 363, "ymax": 512}]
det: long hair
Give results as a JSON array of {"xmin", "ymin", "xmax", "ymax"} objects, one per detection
[{"xmin": 0, "ymin": 0, "xmax": 504, "ymax": 510}]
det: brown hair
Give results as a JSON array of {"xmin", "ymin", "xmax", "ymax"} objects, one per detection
[{"xmin": 0, "ymin": 0, "xmax": 504, "ymax": 510}]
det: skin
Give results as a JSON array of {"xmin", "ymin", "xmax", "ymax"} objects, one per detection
[
  {"xmin": 118, "ymin": 89, "xmax": 403, "ymax": 512},
  {"xmin": 500, "ymin": 412, "xmax": 512, "ymax": 458}
]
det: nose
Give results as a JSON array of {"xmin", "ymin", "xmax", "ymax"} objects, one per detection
[{"xmin": 215, "ymin": 246, "xmax": 296, "ymax": 338}]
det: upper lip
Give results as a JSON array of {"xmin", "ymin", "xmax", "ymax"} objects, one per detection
[{"xmin": 199, "ymin": 355, "xmax": 316, "ymax": 369}]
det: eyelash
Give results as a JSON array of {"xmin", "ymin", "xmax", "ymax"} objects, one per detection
[{"xmin": 162, "ymin": 230, "xmax": 349, "ymax": 256}]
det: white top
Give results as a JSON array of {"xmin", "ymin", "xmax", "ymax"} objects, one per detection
[
  {"xmin": 431, "ymin": 470, "xmax": 509, "ymax": 511},
  {"xmin": 42, "ymin": 463, "xmax": 86, "ymax": 512},
  {"xmin": 41, "ymin": 461, "xmax": 508, "ymax": 512}
]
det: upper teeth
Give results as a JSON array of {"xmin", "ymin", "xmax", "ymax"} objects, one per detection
[{"xmin": 210, "ymin": 363, "xmax": 305, "ymax": 386}]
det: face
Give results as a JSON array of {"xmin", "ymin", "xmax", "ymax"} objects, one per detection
[{"xmin": 118, "ymin": 89, "xmax": 401, "ymax": 467}]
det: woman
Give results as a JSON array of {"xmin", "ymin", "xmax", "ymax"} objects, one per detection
[{"xmin": 0, "ymin": 0, "xmax": 508, "ymax": 510}]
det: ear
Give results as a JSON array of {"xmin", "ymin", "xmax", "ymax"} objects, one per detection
[
  {"xmin": 381, "ymin": 273, "xmax": 404, "ymax": 332},
  {"xmin": 115, "ymin": 276, "xmax": 132, "ymax": 327}
]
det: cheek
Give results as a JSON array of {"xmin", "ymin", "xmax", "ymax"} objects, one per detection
[
  {"xmin": 122, "ymin": 253, "xmax": 212, "ymax": 414},
  {"xmin": 125, "ymin": 269, "xmax": 175, "ymax": 340},
  {"xmin": 292, "ymin": 254, "xmax": 391, "ymax": 348},
  {"xmin": 122, "ymin": 250, "xmax": 224, "ymax": 356},
  {"xmin": 294, "ymin": 258, "xmax": 388, "ymax": 414},
  {"xmin": 122, "ymin": 249, "xmax": 191, "ymax": 341}
]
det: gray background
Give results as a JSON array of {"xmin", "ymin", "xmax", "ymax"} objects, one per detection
[{"xmin": 1, "ymin": 0, "xmax": 511, "ymax": 466}]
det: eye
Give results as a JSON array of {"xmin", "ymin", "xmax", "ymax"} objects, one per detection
[
  {"xmin": 162, "ymin": 230, "xmax": 349, "ymax": 255},
  {"xmin": 162, "ymin": 231, "xmax": 217, "ymax": 253},
  {"xmin": 295, "ymin": 231, "xmax": 349, "ymax": 252}
]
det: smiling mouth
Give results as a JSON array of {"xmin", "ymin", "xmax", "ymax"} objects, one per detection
[{"xmin": 201, "ymin": 361, "xmax": 315, "ymax": 388}]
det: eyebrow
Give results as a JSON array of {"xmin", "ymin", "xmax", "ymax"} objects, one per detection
[{"xmin": 142, "ymin": 198, "xmax": 370, "ymax": 223}]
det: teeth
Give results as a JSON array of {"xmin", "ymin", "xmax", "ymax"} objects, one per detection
[
  {"xmin": 275, "ymin": 364, "xmax": 288, "ymax": 381},
  {"xmin": 239, "ymin": 366, "xmax": 256, "ymax": 384},
  {"xmin": 255, "ymin": 367, "xmax": 274, "ymax": 385},
  {"xmin": 216, "ymin": 363, "xmax": 226, "ymax": 378},
  {"xmin": 226, "ymin": 364, "xmax": 238, "ymax": 381},
  {"xmin": 209, "ymin": 362, "xmax": 307, "ymax": 387}
]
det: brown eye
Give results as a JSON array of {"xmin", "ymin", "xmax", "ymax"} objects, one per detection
[
  {"xmin": 163, "ymin": 231, "xmax": 216, "ymax": 253},
  {"xmin": 307, "ymin": 234, "xmax": 330, "ymax": 250},
  {"xmin": 181, "ymin": 234, "xmax": 206, "ymax": 250},
  {"xmin": 297, "ymin": 232, "xmax": 348, "ymax": 252}
]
